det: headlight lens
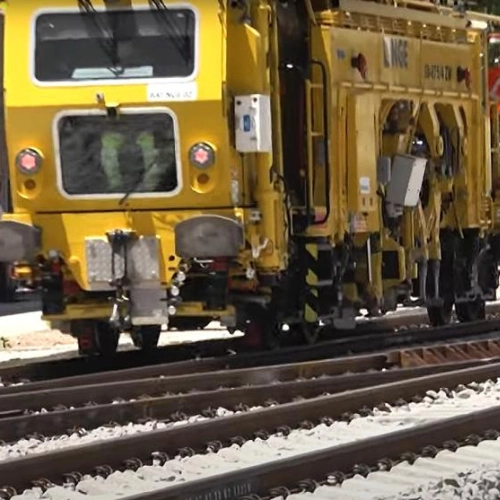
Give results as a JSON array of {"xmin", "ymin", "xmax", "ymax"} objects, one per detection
[
  {"xmin": 16, "ymin": 148, "xmax": 43, "ymax": 175},
  {"xmin": 189, "ymin": 142, "xmax": 215, "ymax": 169}
]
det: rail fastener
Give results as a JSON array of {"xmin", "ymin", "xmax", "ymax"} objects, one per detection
[
  {"xmin": 2, "ymin": 361, "xmax": 500, "ymax": 494},
  {"xmin": 124, "ymin": 403, "xmax": 500, "ymax": 500},
  {"xmin": 0, "ymin": 358, "xmax": 487, "ymax": 443}
]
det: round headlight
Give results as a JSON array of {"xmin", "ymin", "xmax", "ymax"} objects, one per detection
[
  {"xmin": 189, "ymin": 142, "xmax": 215, "ymax": 169},
  {"xmin": 16, "ymin": 148, "xmax": 43, "ymax": 175}
]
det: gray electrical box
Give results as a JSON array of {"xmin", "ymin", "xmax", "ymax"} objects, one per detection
[{"xmin": 385, "ymin": 154, "xmax": 427, "ymax": 208}]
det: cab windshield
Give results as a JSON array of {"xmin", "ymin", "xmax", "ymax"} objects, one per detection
[{"xmin": 34, "ymin": 8, "xmax": 195, "ymax": 82}]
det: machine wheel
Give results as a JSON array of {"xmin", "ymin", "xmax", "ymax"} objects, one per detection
[
  {"xmin": 131, "ymin": 325, "xmax": 161, "ymax": 351},
  {"xmin": 455, "ymin": 298, "xmax": 486, "ymax": 323},
  {"xmin": 0, "ymin": 263, "xmax": 16, "ymax": 303},
  {"xmin": 427, "ymin": 299, "xmax": 453, "ymax": 327},
  {"xmin": 74, "ymin": 319, "xmax": 119, "ymax": 356},
  {"xmin": 94, "ymin": 321, "xmax": 120, "ymax": 356},
  {"xmin": 243, "ymin": 305, "xmax": 282, "ymax": 350}
]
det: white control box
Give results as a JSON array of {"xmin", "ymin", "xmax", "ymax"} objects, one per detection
[
  {"xmin": 385, "ymin": 154, "xmax": 427, "ymax": 208},
  {"xmin": 234, "ymin": 94, "xmax": 273, "ymax": 153}
]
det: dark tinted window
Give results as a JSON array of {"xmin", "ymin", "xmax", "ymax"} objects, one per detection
[
  {"xmin": 490, "ymin": 38, "xmax": 500, "ymax": 67},
  {"xmin": 35, "ymin": 9, "xmax": 195, "ymax": 81},
  {"xmin": 58, "ymin": 113, "xmax": 178, "ymax": 196}
]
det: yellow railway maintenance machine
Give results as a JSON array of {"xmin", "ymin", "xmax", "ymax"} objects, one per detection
[{"xmin": 0, "ymin": 0, "xmax": 498, "ymax": 355}]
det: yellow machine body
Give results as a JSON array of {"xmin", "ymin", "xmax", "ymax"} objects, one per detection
[
  {"xmin": 0, "ymin": 0, "xmax": 498, "ymax": 353},
  {"xmin": 1, "ymin": 1, "xmax": 285, "ymax": 329},
  {"xmin": 302, "ymin": 2, "xmax": 491, "ymax": 310}
]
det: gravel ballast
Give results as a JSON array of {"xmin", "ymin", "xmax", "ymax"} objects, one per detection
[{"xmin": 9, "ymin": 378, "xmax": 500, "ymax": 499}]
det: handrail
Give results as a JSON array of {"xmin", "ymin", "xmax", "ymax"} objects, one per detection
[{"xmin": 310, "ymin": 59, "xmax": 331, "ymax": 226}]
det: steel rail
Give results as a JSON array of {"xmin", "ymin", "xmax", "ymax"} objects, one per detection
[
  {"xmin": 2, "ymin": 361, "xmax": 500, "ymax": 493},
  {"xmin": 1, "ymin": 302, "xmax": 499, "ymax": 386},
  {"xmin": 2, "ymin": 329, "xmax": 500, "ymax": 413},
  {"xmin": 124, "ymin": 403, "xmax": 500, "ymax": 500},
  {"xmin": 0, "ymin": 345, "xmax": 405, "ymax": 396},
  {"xmin": 0, "ymin": 319, "xmax": 397, "ymax": 385},
  {"xmin": 0, "ymin": 358, "xmax": 487, "ymax": 443},
  {"xmin": 0, "ymin": 336, "xmax": 235, "ymax": 385},
  {"xmin": 0, "ymin": 352, "xmax": 396, "ymax": 413},
  {"xmin": 241, "ymin": 314, "xmax": 500, "ymax": 369},
  {"xmin": 0, "ymin": 356, "xmax": 231, "ymax": 395},
  {"xmin": 3, "ymin": 307, "xmax": 500, "ymax": 396}
]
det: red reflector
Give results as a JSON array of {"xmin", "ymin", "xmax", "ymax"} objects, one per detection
[
  {"xmin": 16, "ymin": 148, "xmax": 42, "ymax": 174},
  {"xmin": 193, "ymin": 148, "xmax": 209, "ymax": 165},
  {"xmin": 189, "ymin": 142, "xmax": 215, "ymax": 168},
  {"xmin": 21, "ymin": 154, "xmax": 36, "ymax": 170}
]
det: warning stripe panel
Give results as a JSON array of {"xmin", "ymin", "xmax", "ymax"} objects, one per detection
[{"xmin": 304, "ymin": 242, "xmax": 319, "ymax": 323}]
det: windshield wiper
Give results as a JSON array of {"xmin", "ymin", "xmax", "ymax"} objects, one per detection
[
  {"xmin": 148, "ymin": 0, "xmax": 192, "ymax": 63},
  {"xmin": 78, "ymin": 0, "xmax": 124, "ymax": 76},
  {"xmin": 119, "ymin": 150, "xmax": 156, "ymax": 206},
  {"xmin": 119, "ymin": 180, "xmax": 140, "ymax": 206},
  {"xmin": 119, "ymin": 142, "xmax": 175, "ymax": 206}
]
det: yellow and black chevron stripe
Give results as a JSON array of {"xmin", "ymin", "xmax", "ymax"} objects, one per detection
[{"xmin": 304, "ymin": 242, "xmax": 319, "ymax": 323}]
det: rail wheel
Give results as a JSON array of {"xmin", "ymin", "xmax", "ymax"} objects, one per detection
[
  {"xmin": 427, "ymin": 299, "xmax": 453, "ymax": 327},
  {"xmin": 131, "ymin": 325, "xmax": 161, "ymax": 351},
  {"xmin": 242, "ymin": 304, "xmax": 282, "ymax": 350},
  {"xmin": 94, "ymin": 321, "xmax": 119, "ymax": 356},
  {"xmin": 455, "ymin": 298, "xmax": 486, "ymax": 323},
  {"xmin": 76, "ymin": 320, "xmax": 119, "ymax": 356}
]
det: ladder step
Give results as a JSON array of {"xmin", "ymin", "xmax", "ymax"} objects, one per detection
[
  {"xmin": 310, "ymin": 131, "xmax": 323, "ymax": 137},
  {"xmin": 310, "ymin": 83, "xmax": 324, "ymax": 89}
]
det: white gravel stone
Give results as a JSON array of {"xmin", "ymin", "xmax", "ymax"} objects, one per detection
[
  {"xmin": 0, "ymin": 406, "xmax": 264, "ymax": 461},
  {"xmin": 11, "ymin": 377, "xmax": 500, "ymax": 499},
  {"xmin": 300, "ymin": 438, "xmax": 500, "ymax": 499}
]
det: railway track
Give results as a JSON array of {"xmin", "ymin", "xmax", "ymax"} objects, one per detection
[
  {"xmin": 134, "ymin": 399, "xmax": 500, "ymax": 500},
  {"xmin": 2, "ymin": 302, "xmax": 500, "ymax": 386},
  {"xmin": 0, "ymin": 349, "xmax": 489, "ymax": 444},
  {"xmin": 2, "ymin": 308, "xmax": 500, "ymax": 498},
  {"xmin": 0, "ymin": 315, "xmax": 500, "ymax": 447},
  {"xmin": 3, "ymin": 358, "xmax": 500, "ymax": 498}
]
